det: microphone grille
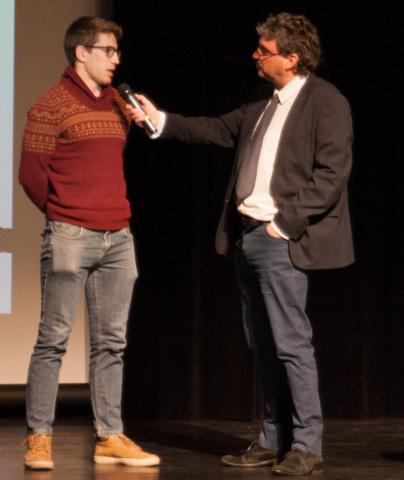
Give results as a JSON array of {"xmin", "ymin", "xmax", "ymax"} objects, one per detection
[{"xmin": 117, "ymin": 83, "xmax": 133, "ymax": 99}]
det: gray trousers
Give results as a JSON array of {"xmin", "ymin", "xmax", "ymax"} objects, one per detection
[
  {"xmin": 26, "ymin": 220, "xmax": 137, "ymax": 437},
  {"xmin": 234, "ymin": 224, "xmax": 322, "ymax": 455}
]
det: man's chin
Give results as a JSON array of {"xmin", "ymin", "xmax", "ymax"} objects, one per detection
[
  {"xmin": 257, "ymin": 70, "xmax": 271, "ymax": 82},
  {"xmin": 101, "ymin": 74, "xmax": 114, "ymax": 85},
  {"xmin": 99, "ymin": 79, "xmax": 112, "ymax": 87}
]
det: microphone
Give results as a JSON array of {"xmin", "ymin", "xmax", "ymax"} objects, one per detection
[{"xmin": 117, "ymin": 83, "xmax": 157, "ymax": 135}]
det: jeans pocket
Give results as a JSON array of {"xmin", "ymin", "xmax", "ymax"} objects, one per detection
[{"xmin": 51, "ymin": 220, "xmax": 83, "ymax": 239}]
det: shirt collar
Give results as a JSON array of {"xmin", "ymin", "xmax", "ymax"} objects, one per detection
[{"xmin": 274, "ymin": 75, "xmax": 308, "ymax": 104}]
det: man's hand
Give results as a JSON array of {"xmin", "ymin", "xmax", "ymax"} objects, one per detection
[
  {"xmin": 125, "ymin": 94, "xmax": 159, "ymax": 129},
  {"xmin": 266, "ymin": 222, "xmax": 282, "ymax": 239}
]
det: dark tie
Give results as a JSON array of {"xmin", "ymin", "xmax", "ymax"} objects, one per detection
[{"xmin": 235, "ymin": 94, "xmax": 279, "ymax": 200}]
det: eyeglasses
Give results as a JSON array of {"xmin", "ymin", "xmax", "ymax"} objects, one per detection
[
  {"xmin": 254, "ymin": 47, "xmax": 280, "ymax": 59},
  {"xmin": 85, "ymin": 45, "xmax": 121, "ymax": 59}
]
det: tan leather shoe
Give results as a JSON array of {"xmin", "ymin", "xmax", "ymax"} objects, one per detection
[
  {"xmin": 272, "ymin": 448, "xmax": 323, "ymax": 475},
  {"xmin": 94, "ymin": 434, "xmax": 160, "ymax": 466},
  {"xmin": 221, "ymin": 441, "xmax": 278, "ymax": 467},
  {"xmin": 24, "ymin": 433, "xmax": 54, "ymax": 470}
]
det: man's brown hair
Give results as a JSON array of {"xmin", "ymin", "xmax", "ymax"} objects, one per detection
[{"xmin": 257, "ymin": 12, "xmax": 321, "ymax": 75}]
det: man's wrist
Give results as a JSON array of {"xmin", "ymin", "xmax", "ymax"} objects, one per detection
[{"xmin": 149, "ymin": 111, "xmax": 166, "ymax": 138}]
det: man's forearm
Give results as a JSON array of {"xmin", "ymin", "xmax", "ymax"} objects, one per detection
[{"xmin": 19, "ymin": 152, "xmax": 49, "ymax": 212}]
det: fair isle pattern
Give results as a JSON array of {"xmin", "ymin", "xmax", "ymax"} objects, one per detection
[
  {"xmin": 60, "ymin": 112, "xmax": 127, "ymax": 144},
  {"xmin": 23, "ymin": 85, "xmax": 129, "ymax": 154}
]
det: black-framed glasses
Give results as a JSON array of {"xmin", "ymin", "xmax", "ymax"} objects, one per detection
[
  {"xmin": 85, "ymin": 45, "xmax": 121, "ymax": 59},
  {"xmin": 255, "ymin": 47, "xmax": 280, "ymax": 59}
]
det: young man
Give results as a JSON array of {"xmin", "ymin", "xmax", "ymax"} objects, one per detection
[
  {"xmin": 19, "ymin": 16, "xmax": 159, "ymax": 469},
  {"xmin": 128, "ymin": 12, "xmax": 353, "ymax": 476}
]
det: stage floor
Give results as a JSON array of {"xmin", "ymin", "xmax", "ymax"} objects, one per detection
[{"xmin": 2, "ymin": 417, "xmax": 404, "ymax": 479}]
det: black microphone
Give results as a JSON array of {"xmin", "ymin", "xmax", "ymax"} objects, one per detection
[{"xmin": 117, "ymin": 83, "xmax": 157, "ymax": 135}]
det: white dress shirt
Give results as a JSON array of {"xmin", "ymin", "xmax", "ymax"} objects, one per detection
[{"xmin": 238, "ymin": 75, "xmax": 307, "ymax": 238}]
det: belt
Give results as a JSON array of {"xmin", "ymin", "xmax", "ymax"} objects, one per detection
[{"xmin": 240, "ymin": 215, "xmax": 267, "ymax": 235}]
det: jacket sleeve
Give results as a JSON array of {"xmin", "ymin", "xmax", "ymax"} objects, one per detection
[
  {"xmin": 274, "ymin": 93, "xmax": 353, "ymax": 240},
  {"xmin": 161, "ymin": 105, "xmax": 246, "ymax": 149},
  {"xmin": 19, "ymin": 100, "xmax": 58, "ymax": 212}
]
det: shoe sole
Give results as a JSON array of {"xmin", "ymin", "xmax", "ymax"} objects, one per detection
[
  {"xmin": 24, "ymin": 461, "xmax": 54, "ymax": 470},
  {"xmin": 272, "ymin": 465, "xmax": 323, "ymax": 475},
  {"xmin": 221, "ymin": 459, "xmax": 277, "ymax": 467},
  {"xmin": 94, "ymin": 455, "xmax": 160, "ymax": 466}
]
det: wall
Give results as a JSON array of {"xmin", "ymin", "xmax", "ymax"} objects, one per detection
[{"xmin": 0, "ymin": 0, "xmax": 111, "ymax": 384}]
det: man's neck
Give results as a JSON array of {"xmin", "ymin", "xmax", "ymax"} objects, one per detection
[
  {"xmin": 74, "ymin": 65, "xmax": 103, "ymax": 97},
  {"xmin": 273, "ymin": 71, "xmax": 297, "ymax": 90}
]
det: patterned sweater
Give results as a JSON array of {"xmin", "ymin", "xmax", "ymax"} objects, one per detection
[{"xmin": 19, "ymin": 65, "xmax": 132, "ymax": 230}]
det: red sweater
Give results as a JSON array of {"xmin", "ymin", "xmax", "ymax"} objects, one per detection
[{"xmin": 19, "ymin": 66, "xmax": 132, "ymax": 230}]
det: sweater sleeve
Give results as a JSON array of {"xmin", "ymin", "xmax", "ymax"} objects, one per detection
[{"xmin": 19, "ymin": 97, "xmax": 59, "ymax": 212}]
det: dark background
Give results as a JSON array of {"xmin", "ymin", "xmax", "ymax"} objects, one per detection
[{"xmin": 112, "ymin": 1, "xmax": 404, "ymax": 420}]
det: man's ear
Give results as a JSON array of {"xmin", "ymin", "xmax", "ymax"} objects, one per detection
[
  {"xmin": 287, "ymin": 53, "xmax": 299, "ymax": 72},
  {"xmin": 75, "ymin": 45, "xmax": 86, "ymax": 63}
]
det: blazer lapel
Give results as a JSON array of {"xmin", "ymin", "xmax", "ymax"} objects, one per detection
[{"xmin": 276, "ymin": 74, "xmax": 317, "ymax": 152}]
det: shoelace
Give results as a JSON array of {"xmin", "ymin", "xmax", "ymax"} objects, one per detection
[
  {"xmin": 245, "ymin": 441, "xmax": 259, "ymax": 452},
  {"xmin": 285, "ymin": 449, "xmax": 310, "ymax": 467},
  {"xmin": 117, "ymin": 434, "xmax": 142, "ymax": 451},
  {"xmin": 22, "ymin": 434, "xmax": 50, "ymax": 453}
]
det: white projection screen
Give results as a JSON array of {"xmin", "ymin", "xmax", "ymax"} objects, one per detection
[
  {"xmin": 0, "ymin": 0, "xmax": 14, "ymax": 314},
  {"xmin": 0, "ymin": 0, "xmax": 112, "ymax": 384}
]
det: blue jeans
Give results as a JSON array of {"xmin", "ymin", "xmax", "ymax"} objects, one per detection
[
  {"xmin": 26, "ymin": 219, "xmax": 137, "ymax": 437},
  {"xmin": 235, "ymin": 224, "xmax": 323, "ymax": 455}
]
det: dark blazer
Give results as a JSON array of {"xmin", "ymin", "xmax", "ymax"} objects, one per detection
[{"xmin": 162, "ymin": 74, "xmax": 354, "ymax": 270}]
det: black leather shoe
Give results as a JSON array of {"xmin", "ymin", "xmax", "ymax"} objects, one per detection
[
  {"xmin": 272, "ymin": 448, "xmax": 323, "ymax": 476},
  {"xmin": 221, "ymin": 441, "xmax": 278, "ymax": 467}
]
